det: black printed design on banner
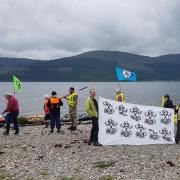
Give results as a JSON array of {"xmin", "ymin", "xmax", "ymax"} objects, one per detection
[
  {"xmin": 117, "ymin": 105, "xmax": 128, "ymax": 116},
  {"xmin": 103, "ymin": 101, "xmax": 115, "ymax": 115},
  {"xmin": 130, "ymin": 106, "xmax": 142, "ymax": 121},
  {"xmin": 144, "ymin": 110, "xmax": 157, "ymax": 125},
  {"xmin": 120, "ymin": 121, "xmax": 133, "ymax": 137},
  {"xmin": 135, "ymin": 123, "xmax": 147, "ymax": 138},
  {"xmin": 105, "ymin": 118, "xmax": 117, "ymax": 135},
  {"xmin": 159, "ymin": 110, "xmax": 172, "ymax": 125},
  {"xmin": 159, "ymin": 128, "xmax": 172, "ymax": 142},
  {"xmin": 149, "ymin": 129, "xmax": 160, "ymax": 140}
]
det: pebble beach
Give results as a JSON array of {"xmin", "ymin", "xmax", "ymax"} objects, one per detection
[{"xmin": 0, "ymin": 124, "xmax": 180, "ymax": 180}]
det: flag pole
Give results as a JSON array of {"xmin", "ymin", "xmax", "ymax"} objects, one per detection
[
  {"xmin": 61, "ymin": 83, "xmax": 96, "ymax": 99},
  {"xmin": 12, "ymin": 76, "xmax": 16, "ymax": 96},
  {"xmin": 115, "ymin": 65, "xmax": 122, "ymax": 92},
  {"xmin": 118, "ymin": 81, "xmax": 122, "ymax": 91}
]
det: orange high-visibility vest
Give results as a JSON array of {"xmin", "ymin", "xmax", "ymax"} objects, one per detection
[{"xmin": 50, "ymin": 97, "xmax": 60, "ymax": 109}]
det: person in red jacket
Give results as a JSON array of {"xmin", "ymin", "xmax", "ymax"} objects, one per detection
[{"xmin": 2, "ymin": 92, "xmax": 19, "ymax": 135}]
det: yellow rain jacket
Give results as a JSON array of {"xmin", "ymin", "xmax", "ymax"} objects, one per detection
[
  {"xmin": 85, "ymin": 97, "xmax": 98, "ymax": 118},
  {"xmin": 116, "ymin": 93, "xmax": 125, "ymax": 102},
  {"xmin": 174, "ymin": 105, "xmax": 180, "ymax": 126},
  {"xmin": 67, "ymin": 92, "xmax": 78, "ymax": 107}
]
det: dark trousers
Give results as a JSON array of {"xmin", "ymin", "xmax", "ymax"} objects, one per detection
[
  {"xmin": 6, "ymin": 111, "xmax": 19, "ymax": 133},
  {"xmin": 44, "ymin": 114, "xmax": 50, "ymax": 126},
  {"xmin": 90, "ymin": 117, "xmax": 99, "ymax": 143},
  {"xmin": 50, "ymin": 112, "xmax": 61, "ymax": 130},
  {"xmin": 175, "ymin": 120, "xmax": 180, "ymax": 142}
]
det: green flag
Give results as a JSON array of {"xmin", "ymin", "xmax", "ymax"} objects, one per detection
[{"xmin": 13, "ymin": 75, "xmax": 23, "ymax": 92}]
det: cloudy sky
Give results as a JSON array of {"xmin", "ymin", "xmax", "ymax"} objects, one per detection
[{"xmin": 0, "ymin": 0, "xmax": 179, "ymax": 60}]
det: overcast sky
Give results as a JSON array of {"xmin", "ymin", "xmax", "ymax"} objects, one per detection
[{"xmin": 0, "ymin": 0, "xmax": 179, "ymax": 60}]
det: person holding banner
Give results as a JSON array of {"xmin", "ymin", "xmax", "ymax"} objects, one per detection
[
  {"xmin": 116, "ymin": 89, "xmax": 125, "ymax": 102},
  {"xmin": 162, "ymin": 95, "xmax": 174, "ymax": 108},
  {"xmin": 2, "ymin": 92, "xmax": 19, "ymax": 135},
  {"xmin": 85, "ymin": 89, "xmax": 102, "ymax": 146},
  {"xmin": 175, "ymin": 105, "xmax": 180, "ymax": 144}
]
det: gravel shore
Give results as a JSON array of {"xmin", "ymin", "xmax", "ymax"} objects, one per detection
[{"xmin": 0, "ymin": 124, "xmax": 180, "ymax": 180}]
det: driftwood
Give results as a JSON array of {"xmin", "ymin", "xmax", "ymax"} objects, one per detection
[{"xmin": 24, "ymin": 115, "xmax": 92, "ymax": 126}]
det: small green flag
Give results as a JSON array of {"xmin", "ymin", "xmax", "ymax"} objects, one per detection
[{"xmin": 13, "ymin": 75, "xmax": 23, "ymax": 92}]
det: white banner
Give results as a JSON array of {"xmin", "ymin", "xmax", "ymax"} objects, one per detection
[{"xmin": 98, "ymin": 97, "xmax": 175, "ymax": 145}]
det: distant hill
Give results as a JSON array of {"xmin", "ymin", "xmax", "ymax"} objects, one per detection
[{"xmin": 0, "ymin": 50, "xmax": 180, "ymax": 81}]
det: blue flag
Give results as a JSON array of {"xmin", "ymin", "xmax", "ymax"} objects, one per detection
[{"xmin": 115, "ymin": 67, "xmax": 137, "ymax": 81}]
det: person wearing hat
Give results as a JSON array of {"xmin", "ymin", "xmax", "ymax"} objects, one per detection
[
  {"xmin": 162, "ymin": 94, "xmax": 174, "ymax": 109},
  {"xmin": 1, "ymin": 92, "xmax": 19, "ymax": 135},
  {"xmin": 44, "ymin": 95, "xmax": 50, "ymax": 128},
  {"xmin": 47, "ymin": 91, "xmax": 63, "ymax": 133},
  {"xmin": 116, "ymin": 89, "xmax": 125, "ymax": 102}
]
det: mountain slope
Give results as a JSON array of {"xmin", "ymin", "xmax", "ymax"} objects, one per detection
[{"xmin": 0, "ymin": 51, "xmax": 179, "ymax": 81}]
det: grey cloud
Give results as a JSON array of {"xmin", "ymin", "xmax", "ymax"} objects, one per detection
[{"xmin": 0, "ymin": 0, "xmax": 180, "ymax": 59}]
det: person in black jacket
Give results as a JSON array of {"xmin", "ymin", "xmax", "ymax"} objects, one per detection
[
  {"xmin": 163, "ymin": 95, "xmax": 174, "ymax": 109},
  {"xmin": 47, "ymin": 91, "xmax": 63, "ymax": 133}
]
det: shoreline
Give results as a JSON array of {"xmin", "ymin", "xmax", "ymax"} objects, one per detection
[{"xmin": 0, "ymin": 124, "xmax": 180, "ymax": 180}]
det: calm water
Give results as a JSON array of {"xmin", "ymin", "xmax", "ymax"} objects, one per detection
[{"xmin": 0, "ymin": 82, "xmax": 180, "ymax": 116}]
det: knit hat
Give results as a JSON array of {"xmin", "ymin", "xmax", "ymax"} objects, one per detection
[{"xmin": 51, "ymin": 91, "xmax": 57, "ymax": 96}]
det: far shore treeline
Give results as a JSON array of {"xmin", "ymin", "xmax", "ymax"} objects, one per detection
[{"xmin": 0, "ymin": 50, "xmax": 180, "ymax": 81}]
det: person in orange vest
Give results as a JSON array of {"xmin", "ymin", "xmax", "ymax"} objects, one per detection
[
  {"xmin": 116, "ymin": 89, "xmax": 125, "ymax": 102},
  {"xmin": 44, "ymin": 95, "xmax": 50, "ymax": 128},
  {"xmin": 47, "ymin": 91, "xmax": 63, "ymax": 133}
]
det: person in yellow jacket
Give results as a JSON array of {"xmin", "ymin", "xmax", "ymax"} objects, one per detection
[
  {"xmin": 174, "ymin": 105, "xmax": 179, "ymax": 126},
  {"xmin": 65, "ymin": 87, "xmax": 78, "ymax": 131},
  {"xmin": 85, "ymin": 89, "xmax": 102, "ymax": 146},
  {"xmin": 116, "ymin": 89, "xmax": 125, "ymax": 102}
]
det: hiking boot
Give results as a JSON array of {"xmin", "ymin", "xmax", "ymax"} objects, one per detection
[
  {"xmin": 67, "ymin": 126, "xmax": 73, "ymax": 130},
  {"xmin": 93, "ymin": 142, "xmax": 102, "ymax": 146},
  {"xmin": 57, "ymin": 129, "xmax": 61, "ymax": 133},
  {"xmin": 71, "ymin": 127, "xmax": 77, "ymax": 131},
  {"xmin": 175, "ymin": 140, "xmax": 179, "ymax": 144},
  {"xmin": 14, "ymin": 131, "xmax": 19, "ymax": 135},
  {"xmin": 3, "ymin": 131, "xmax": 9, "ymax": 136},
  {"xmin": 50, "ymin": 129, "xmax": 54, "ymax": 133}
]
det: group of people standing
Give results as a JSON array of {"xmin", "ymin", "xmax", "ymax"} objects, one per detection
[
  {"xmin": 43, "ymin": 87, "xmax": 78, "ymax": 133},
  {"xmin": 1, "ymin": 88, "xmax": 180, "ymax": 146},
  {"xmin": 43, "ymin": 87, "xmax": 101, "ymax": 146}
]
